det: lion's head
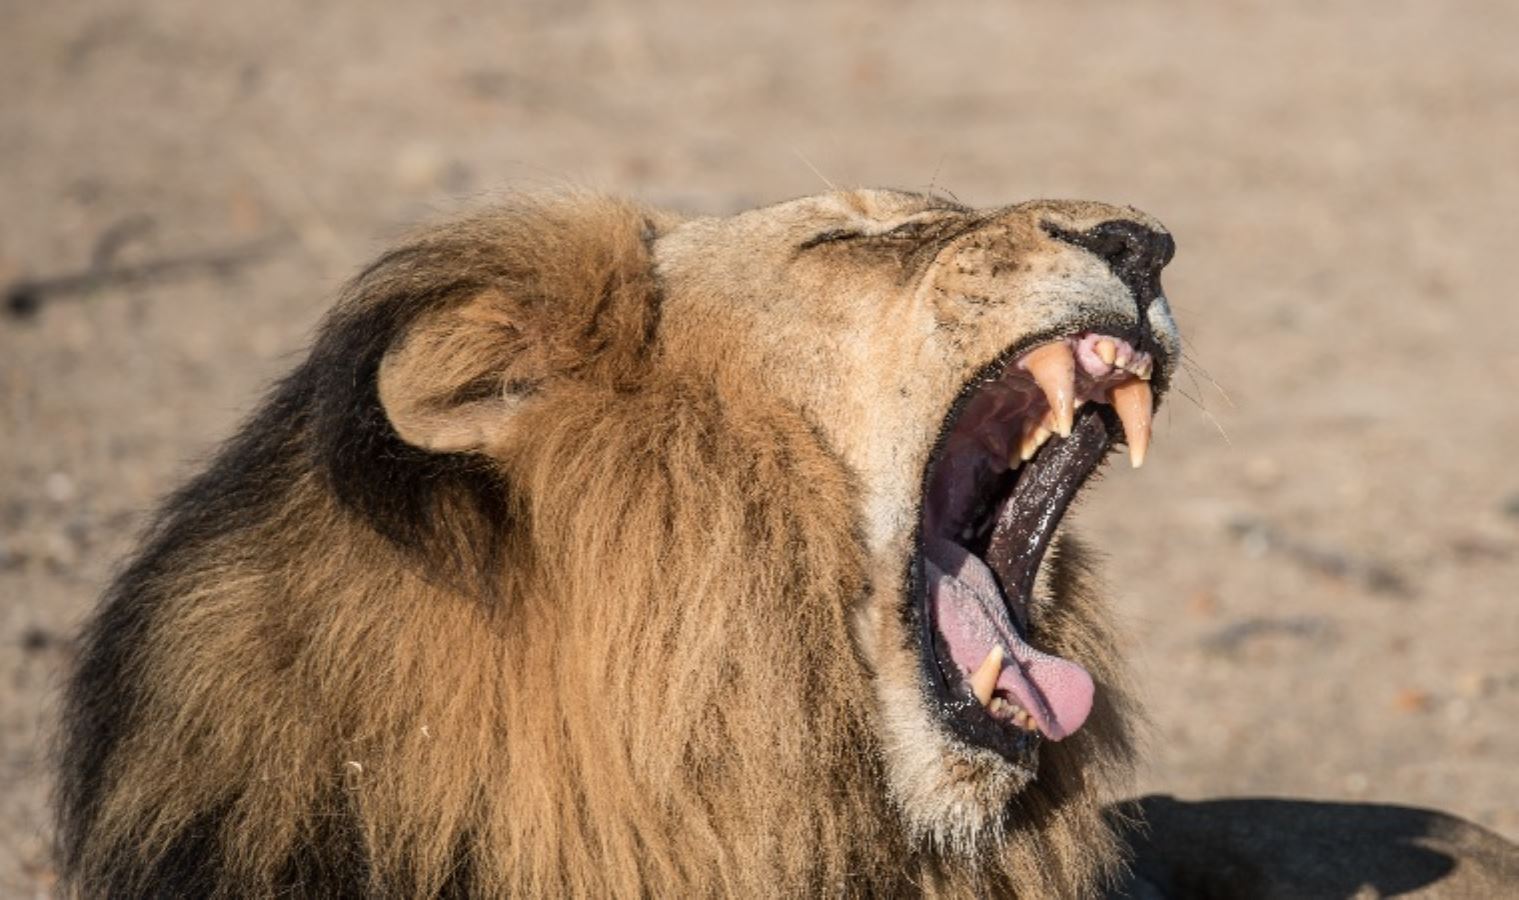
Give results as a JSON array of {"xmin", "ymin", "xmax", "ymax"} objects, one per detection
[{"xmin": 59, "ymin": 189, "xmax": 1178, "ymax": 897}]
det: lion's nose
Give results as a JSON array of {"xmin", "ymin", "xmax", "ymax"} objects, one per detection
[
  {"xmin": 1044, "ymin": 219, "xmax": 1174, "ymax": 315},
  {"xmin": 1092, "ymin": 221, "xmax": 1174, "ymax": 284}
]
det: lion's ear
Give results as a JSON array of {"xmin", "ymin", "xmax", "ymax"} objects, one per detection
[
  {"xmin": 359, "ymin": 195, "xmax": 661, "ymax": 457},
  {"xmin": 377, "ymin": 289, "xmax": 538, "ymax": 454}
]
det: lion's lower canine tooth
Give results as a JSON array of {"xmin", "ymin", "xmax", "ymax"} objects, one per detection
[
  {"xmin": 1111, "ymin": 378, "xmax": 1154, "ymax": 468},
  {"xmin": 1022, "ymin": 342, "xmax": 1076, "ymax": 438},
  {"xmin": 970, "ymin": 645, "xmax": 1005, "ymax": 706},
  {"xmin": 1095, "ymin": 338, "xmax": 1117, "ymax": 366}
]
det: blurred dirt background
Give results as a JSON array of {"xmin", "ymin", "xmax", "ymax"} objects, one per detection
[{"xmin": 4, "ymin": 0, "xmax": 1518, "ymax": 893}]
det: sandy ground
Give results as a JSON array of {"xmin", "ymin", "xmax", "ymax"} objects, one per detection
[{"xmin": 4, "ymin": 0, "xmax": 1518, "ymax": 893}]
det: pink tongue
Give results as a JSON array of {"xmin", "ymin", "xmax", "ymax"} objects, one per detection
[
  {"xmin": 999, "ymin": 637, "xmax": 1094, "ymax": 741},
  {"xmin": 926, "ymin": 543, "xmax": 1095, "ymax": 741}
]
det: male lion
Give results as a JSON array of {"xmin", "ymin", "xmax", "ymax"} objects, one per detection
[{"xmin": 59, "ymin": 188, "xmax": 1176, "ymax": 897}]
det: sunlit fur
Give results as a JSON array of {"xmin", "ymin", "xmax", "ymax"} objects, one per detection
[{"xmin": 57, "ymin": 190, "xmax": 1167, "ymax": 897}]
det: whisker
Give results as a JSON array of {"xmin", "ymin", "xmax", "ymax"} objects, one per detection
[
  {"xmin": 1172, "ymin": 384, "xmax": 1205, "ymax": 409},
  {"xmin": 790, "ymin": 147, "xmax": 837, "ymax": 191},
  {"xmin": 920, "ymin": 156, "xmax": 963, "ymax": 204},
  {"xmin": 1177, "ymin": 329, "xmax": 1235, "ymax": 408},
  {"xmin": 1178, "ymin": 360, "xmax": 1212, "ymax": 417},
  {"xmin": 1199, "ymin": 404, "xmax": 1233, "ymax": 445},
  {"xmin": 1170, "ymin": 379, "xmax": 1233, "ymax": 446},
  {"xmin": 1181, "ymin": 353, "xmax": 1237, "ymax": 409}
]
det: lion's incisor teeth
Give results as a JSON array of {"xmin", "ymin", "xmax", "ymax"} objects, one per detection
[
  {"xmin": 970, "ymin": 645, "xmax": 1005, "ymax": 707},
  {"xmin": 1016, "ymin": 411, "xmax": 1055, "ymax": 463},
  {"xmin": 1111, "ymin": 377, "xmax": 1154, "ymax": 468},
  {"xmin": 1022, "ymin": 342, "xmax": 1075, "ymax": 438}
]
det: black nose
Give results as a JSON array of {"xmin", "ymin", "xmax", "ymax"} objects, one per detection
[{"xmin": 1043, "ymin": 219, "xmax": 1174, "ymax": 315}]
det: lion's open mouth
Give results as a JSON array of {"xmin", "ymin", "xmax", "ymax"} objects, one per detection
[{"xmin": 917, "ymin": 332, "xmax": 1156, "ymax": 764}]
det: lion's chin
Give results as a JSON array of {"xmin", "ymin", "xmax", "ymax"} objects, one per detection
[{"xmin": 873, "ymin": 670, "xmax": 1039, "ymax": 854}]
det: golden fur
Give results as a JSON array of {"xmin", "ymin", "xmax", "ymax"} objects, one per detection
[{"xmin": 58, "ymin": 190, "xmax": 1180, "ymax": 897}]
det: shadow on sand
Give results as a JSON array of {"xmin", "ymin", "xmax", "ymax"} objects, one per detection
[{"xmin": 1106, "ymin": 795, "xmax": 1519, "ymax": 899}]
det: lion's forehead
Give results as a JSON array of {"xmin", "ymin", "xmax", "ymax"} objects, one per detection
[
  {"xmin": 666, "ymin": 190, "xmax": 1166, "ymax": 252},
  {"xmin": 1013, "ymin": 198, "xmax": 1169, "ymax": 236}
]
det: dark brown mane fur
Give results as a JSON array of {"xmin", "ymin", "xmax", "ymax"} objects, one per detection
[{"xmin": 57, "ymin": 194, "xmax": 1136, "ymax": 897}]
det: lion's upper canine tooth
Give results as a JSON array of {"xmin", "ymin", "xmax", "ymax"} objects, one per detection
[
  {"xmin": 1111, "ymin": 377, "xmax": 1154, "ymax": 468},
  {"xmin": 1094, "ymin": 338, "xmax": 1117, "ymax": 366},
  {"xmin": 1021, "ymin": 342, "xmax": 1076, "ymax": 438},
  {"xmin": 970, "ymin": 644, "xmax": 1005, "ymax": 706}
]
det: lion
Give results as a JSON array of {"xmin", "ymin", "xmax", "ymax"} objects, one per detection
[{"xmin": 57, "ymin": 186, "xmax": 1175, "ymax": 897}]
